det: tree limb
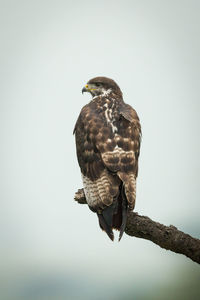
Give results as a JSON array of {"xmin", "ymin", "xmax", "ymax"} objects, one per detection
[{"xmin": 74, "ymin": 188, "xmax": 200, "ymax": 264}]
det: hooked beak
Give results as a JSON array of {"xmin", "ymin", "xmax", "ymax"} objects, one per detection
[
  {"xmin": 82, "ymin": 86, "xmax": 87, "ymax": 94},
  {"xmin": 82, "ymin": 84, "xmax": 89, "ymax": 94}
]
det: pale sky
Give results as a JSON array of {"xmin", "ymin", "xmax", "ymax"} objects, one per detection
[{"xmin": 0, "ymin": 0, "xmax": 200, "ymax": 299}]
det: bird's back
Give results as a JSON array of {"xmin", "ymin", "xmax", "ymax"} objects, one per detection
[{"xmin": 74, "ymin": 77, "xmax": 141, "ymax": 240}]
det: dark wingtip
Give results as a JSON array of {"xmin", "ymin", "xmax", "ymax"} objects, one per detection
[
  {"xmin": 118, "ymin": 220, "xmax": 126, "ymax": 241},
  {"xmin": 118, "ymin": 230, "xmax": 124, "ymax": 242},
  {"xmin": 104, "ymin": 227, "xmax": 114, "ymax": 242},
  {"xmin": 108, "ymin": 232, "xmax": 114, "ymax": 241},
  {"xmin": 97, "ymin": 213, "xmax": 114, "ymax": 241},
  {"xmin": 118, "ymin": 185, "xmax": 128, "ymax": 242}
]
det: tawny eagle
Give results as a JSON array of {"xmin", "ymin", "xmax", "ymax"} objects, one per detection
[{"xmin": 73, "ymin": 77, "xmax": 141, "ymax": 241}]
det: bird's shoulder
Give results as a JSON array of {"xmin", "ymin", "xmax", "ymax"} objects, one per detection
[
  {"xmin": 73, "ymin": 100, "xmax": 102, "ymax": 135},
  {"xmin": 119, "ymin": 103, "xmax": 140, "ymax": 125}
]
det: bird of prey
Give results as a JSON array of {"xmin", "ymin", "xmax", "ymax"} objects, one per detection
[{"xmin": 73, "ymin": 77, "xmax": 141, "ymax": 241}]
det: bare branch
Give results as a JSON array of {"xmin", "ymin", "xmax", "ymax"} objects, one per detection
[{"xmin": 74, "ymin": 188, "xmax": 200, "ymax": 264}]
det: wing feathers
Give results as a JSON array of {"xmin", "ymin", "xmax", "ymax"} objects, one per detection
[{"xmin": 74, "ymin": 96, "xmax": 141, "ymax": 240}]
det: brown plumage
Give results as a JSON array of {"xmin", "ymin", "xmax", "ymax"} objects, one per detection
[{"xmin": 73, "ymin": 77, "xmax": 141, "ymax": 241}]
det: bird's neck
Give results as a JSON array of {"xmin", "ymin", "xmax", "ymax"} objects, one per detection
[
  {"xmin": 91, "ymin": 88, "xmax": 112, "ymax": 99},
  {"xmin": 92, "ymin": 90, "xmax": 123, "ymax": 103}
]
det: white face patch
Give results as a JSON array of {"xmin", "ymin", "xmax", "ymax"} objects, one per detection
[{"xmin": 92, "ymin": 88, "xmax": 112, "ymax": 98}]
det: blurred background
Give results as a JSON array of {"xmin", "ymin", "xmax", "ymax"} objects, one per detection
[{"xmin": 1, "ymin": 0, "xmax": 200, "ymax": 299}]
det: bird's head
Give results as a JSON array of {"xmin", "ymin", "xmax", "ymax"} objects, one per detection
[{"xmin": 82, "ymin": 76, "xmax": 122, "ymax": 97}]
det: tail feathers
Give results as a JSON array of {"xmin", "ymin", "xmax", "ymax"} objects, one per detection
[
  {"xmin": 98, "ymin": 213, "xmax": 114, "ymax": 241},
  {"xmin": 97, "ymin": 185, "xmax": 128, "ymax": 241}
]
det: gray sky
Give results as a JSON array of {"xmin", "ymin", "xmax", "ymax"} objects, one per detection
[{"xmin": 1, "ymin": 0, "xmax": 200, "ymax": 299}]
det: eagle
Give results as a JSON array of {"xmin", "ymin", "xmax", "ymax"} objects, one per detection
[{"xmin": 73, "ymin": 77, "xmax": 141, "ymax": 241}]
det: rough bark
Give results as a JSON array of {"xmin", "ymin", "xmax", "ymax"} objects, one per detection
[{"xmin": 74, "ymin": 188, "xmax": 200, "ymax": 265}]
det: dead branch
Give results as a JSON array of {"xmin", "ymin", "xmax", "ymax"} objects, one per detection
[{"xmin": 74, "ymin": 188, "xmax": 200, "ymax": 264}]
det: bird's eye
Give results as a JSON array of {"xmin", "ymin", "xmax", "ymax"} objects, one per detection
[{"xmin": 96, "ymin": 83, "xmax": 101, "ymax": 87}]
